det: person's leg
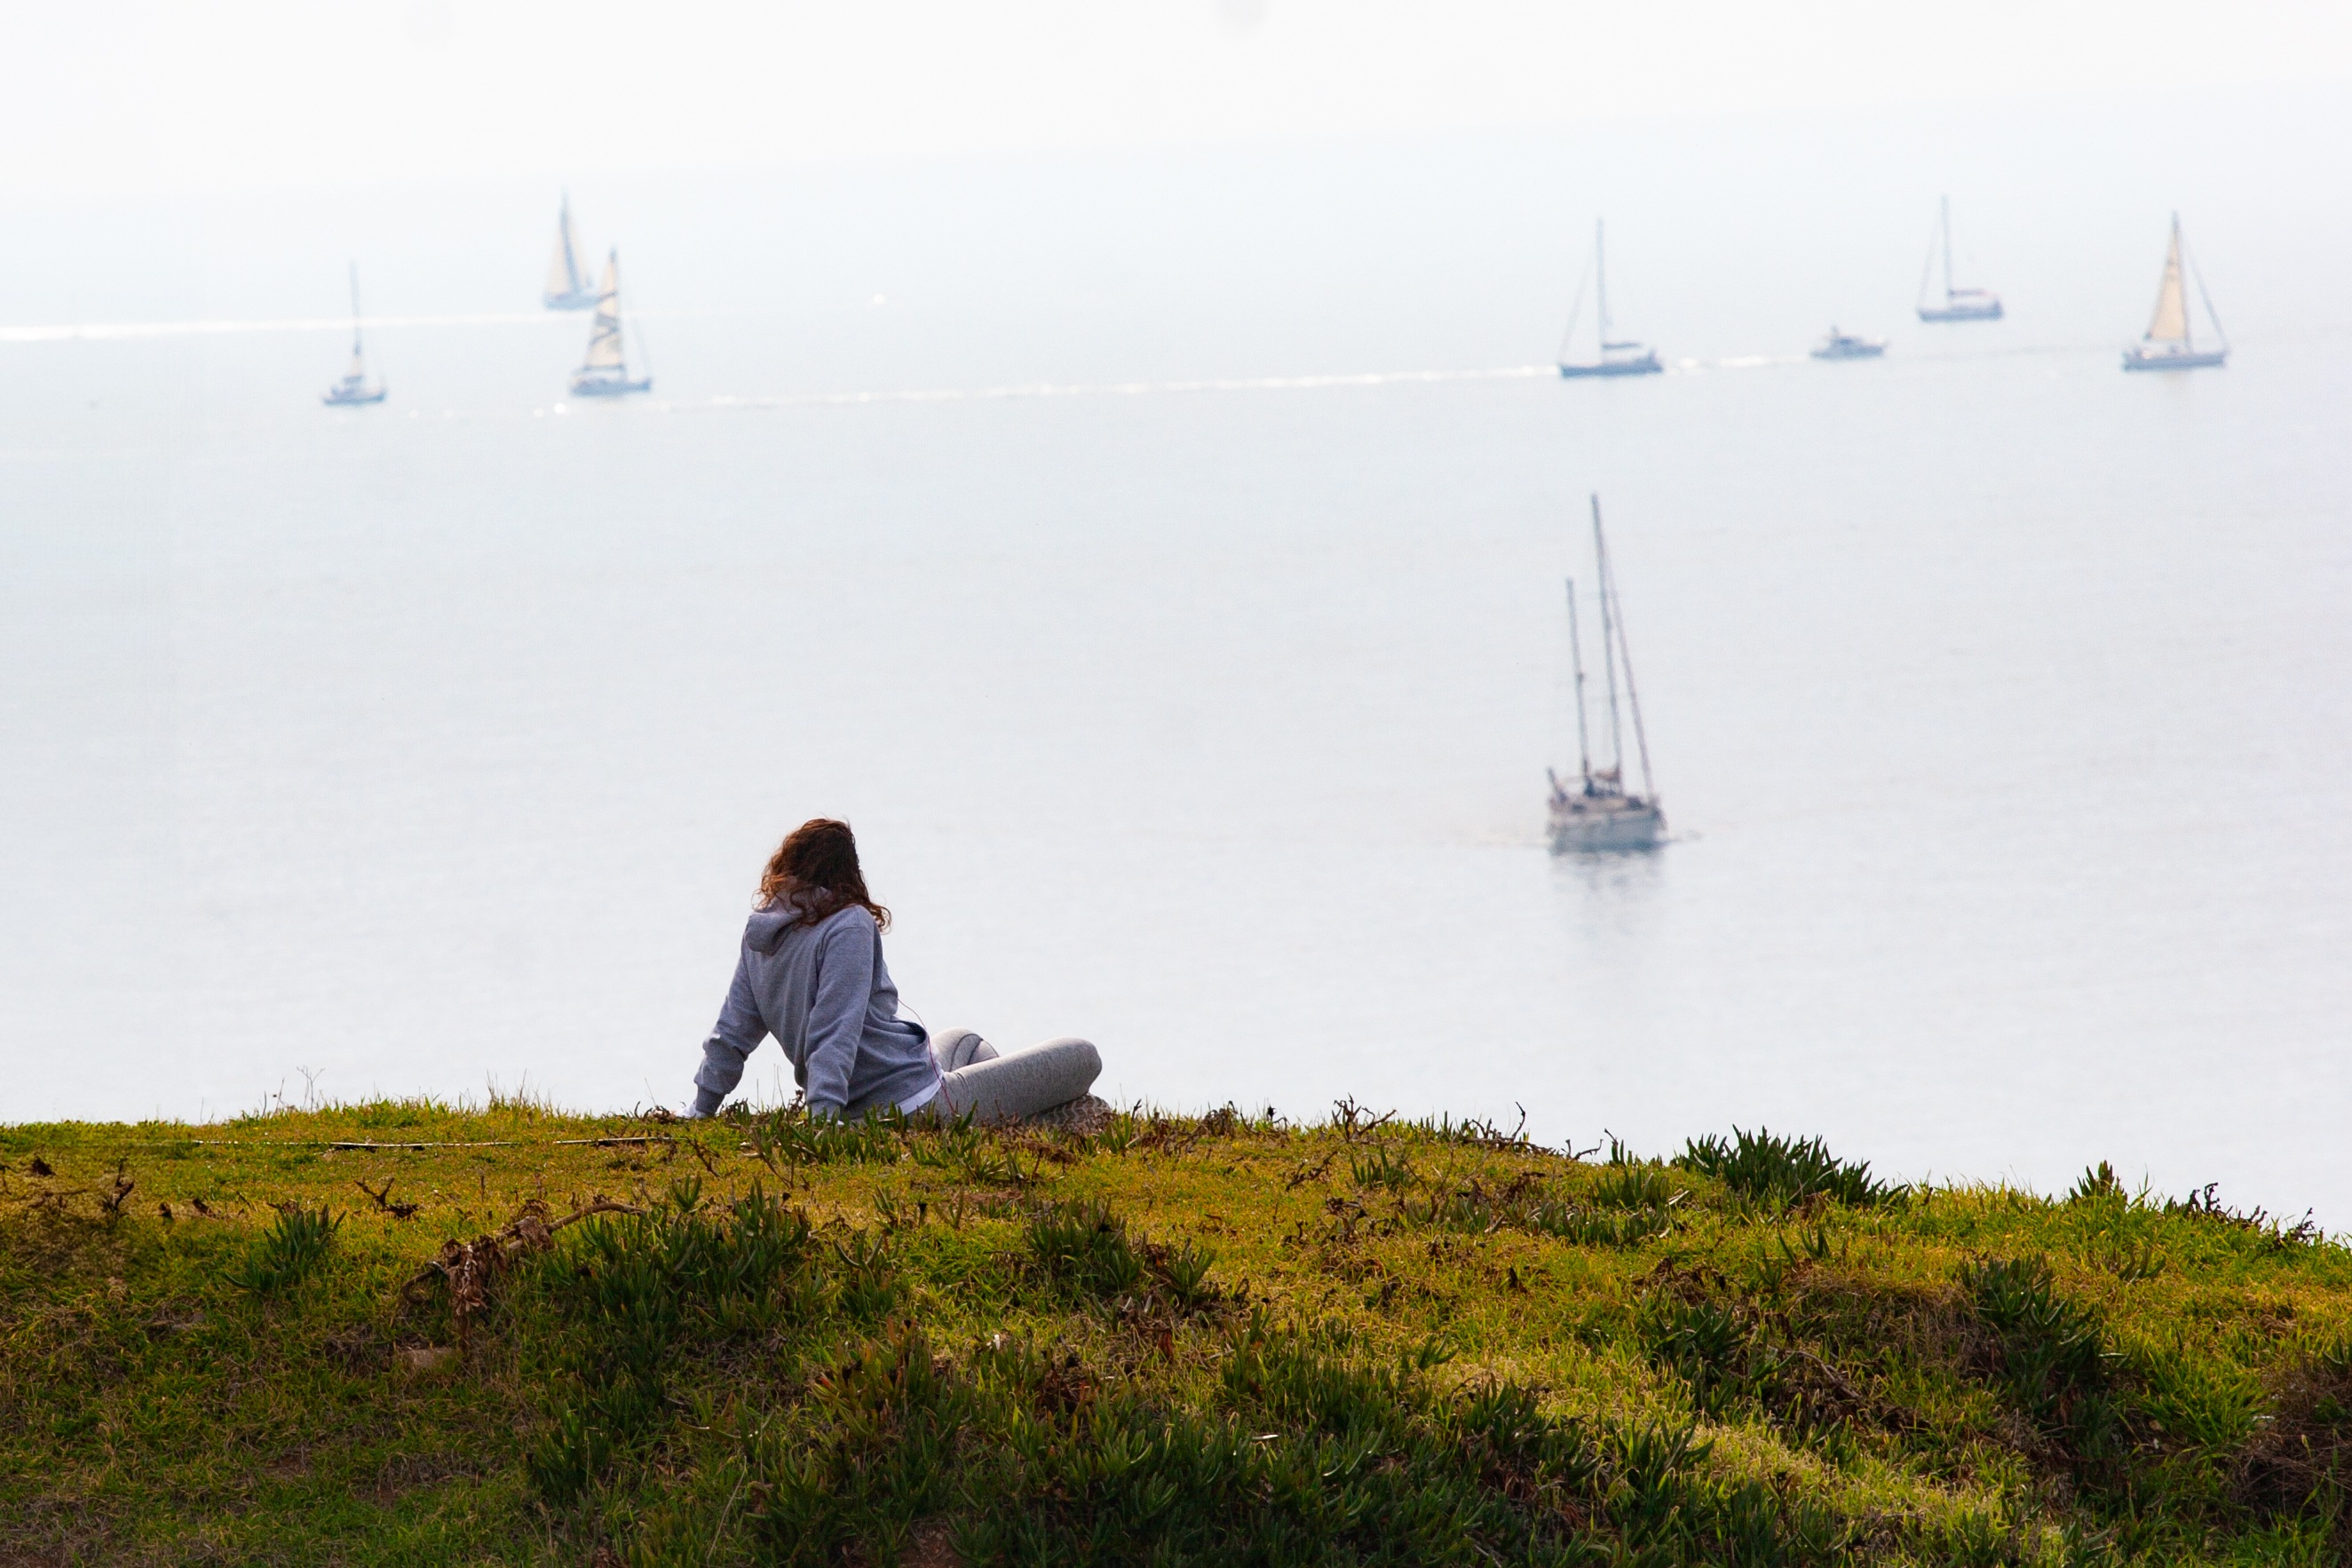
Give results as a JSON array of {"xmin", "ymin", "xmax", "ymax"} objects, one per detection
[
  {"xmin": 930, "ymin": 1026, "xmax": 1000, "ymax": 1073},
  {"xmin": 936, "ymin": 1037, "xmax": 1101, "ymax": 1124}
]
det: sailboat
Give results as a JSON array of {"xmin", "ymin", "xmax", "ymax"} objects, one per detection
[
  {"xmin": 542, "ymin": 194, "xmax": 598, "ymax": 311},
  {"xmin": 2122, "ymin": 214, "xmax": 2227, "ymax": 372},
  {"xmin": 1548, "ymin": 495, "xmax": 1665, "ymax": 852},
  {"xmin": 1557, "ymin": 222, "xmax": 1663, "ymax": 378},
  {"xmin": 320, "ymin": 263, "xmax": 386, "ymax": 407},
  {"xmin": 1915, "ymin": 196, "xmax": 2004, "ymax": 322},
  {"xmin": 567, "ymin": 249, "xmax": 652, "ymax": 397}
]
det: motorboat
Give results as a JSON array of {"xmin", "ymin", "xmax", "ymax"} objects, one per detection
[{"xmin": 1811, "ymin": 327, "xmax": 1887, "ymax": 360}]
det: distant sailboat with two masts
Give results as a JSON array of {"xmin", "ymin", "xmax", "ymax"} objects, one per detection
[
  {"xmin": 1916, "ymin": 197, "xmax": 2003, "ymax": 322},
  {"xmin": 568, "ymin": 249, "xmax": 652, "ymax": 397},
  {"xmin": 1558, "ymin": 222, "xmax": 1663, "ymax": 378},
  {"xmin": 1548, "ymin": 496, "xmax": 1665, "ymax": 852},
  {"xmin": 2122, "ymin": 214, "xmax": 2227, "ymax": 372},
  {"xmin": 321, "ymin": 263, "xmax": 386, "ymax": 407},
  {"xmin": 543, "ymin": 194, "xmax": 598, "ymax": 311}
]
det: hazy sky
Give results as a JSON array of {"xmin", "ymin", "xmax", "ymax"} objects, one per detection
[{"xmin": 5, "ymin": 2, "xmax": 2348, "ymax": 199}]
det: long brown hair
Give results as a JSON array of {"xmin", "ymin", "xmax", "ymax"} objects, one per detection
[{"xmin": 756, "ymin": 819, "xmax": 891, "ymax": 931}]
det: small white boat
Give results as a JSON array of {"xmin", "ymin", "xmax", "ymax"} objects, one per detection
[
  {"xmin": 1916, "ymin": 197, "xmax": 2004, "ymax": 322},
  {"xmin": 2122, "ymin": 214, "xmax": 2227, "ymax": 372},
  {"xmin": 542, "ymin": 194, "xmax": 598, "ymax": 311},
  {"xmin": 1811, "ymin": 327, "xmax": 1886, "ymax": 360},
  {"xmin": 321, "ymin": 263, "xmax": 386, "ymax": 407},
  {"xmin": 1558, "ymin": 222, "xmax": 1663, "ymax": 378},
  {"xmin": 567, "ymin": 249, "xmax": 652, "ymax": 397},
  {"xmin": 1549, "ymin": 495, "xmax": 1665, "ymax": 853}
]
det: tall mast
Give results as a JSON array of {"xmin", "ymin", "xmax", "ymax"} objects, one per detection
[
  {"xmin": 1566, "ymin": 578, "xmax": 1593, "ymax": 789},
  {"xmin": 1595, "ymin": 221, "xmax": 1610, "ymax": 351},
  {"xmin": 1601, "ymin": 523, "xmax": 1658, "ymax": 801},
  {"xmin": 561, "ymin": 192, "xmax": 578, "ymax": 290},
  {"xmin": 348, "ymin": 261, "xmax": 363, "ymax": 360},
  {"xmin": 1592, "ymin": 495, "xmax": 1625, "ymax": 783},
  {"xmin": 1940, "ymin": 195, "xmax": 1954, "ymax": 300}
]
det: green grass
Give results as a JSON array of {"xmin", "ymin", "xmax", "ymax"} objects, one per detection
[{"xmin": 4, "ymin": 1097, "xmax": 2350, "ymax": 1564}]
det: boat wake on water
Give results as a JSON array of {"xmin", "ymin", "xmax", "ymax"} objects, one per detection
[
  {"xmin": 1694, "ymin": 353, "xmax": 1810, "ymax": 371},
  {"xmin": 0, "ymin": 312, "xmax": 560, "ymax": 343},
  {"xmin": 689, "ymin": 365, "xmax": 1557, "ymax": 409}
]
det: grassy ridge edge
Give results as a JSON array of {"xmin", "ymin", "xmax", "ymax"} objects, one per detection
[{"xmin": 3, "ymin": 1098, "xmax": 2348, "ymax": 1564}]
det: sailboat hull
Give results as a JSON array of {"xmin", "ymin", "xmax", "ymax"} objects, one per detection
[
  {"xmin": 321, "ymin": 388, "xmax": 386, "ymax": 406},
  {"xmin": 568, "ymin": 369, "xmax": 652, "ymax": 397},
  {"xmin": 1548, "ymin": 796, "xmax": 1665, "ymax": 853},
  {"xmin": 1917, "ymin": 300, "xmax": 2003, "ymax": 322},
  {"xmin": 1558, "ymin": 353, "xmax": 1662, "ymax": 379},
  {"xmin": 2122, "ymin": 346, "xmax": 2226, "ymax": 372}
]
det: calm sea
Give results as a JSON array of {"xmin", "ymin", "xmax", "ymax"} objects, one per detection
[{"xmin": 4, "ymin": 94, "xmax": 2347, "ymax": 1220}]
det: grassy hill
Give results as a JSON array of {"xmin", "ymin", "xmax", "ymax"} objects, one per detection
[{"xmin": 3, "ymin": 1097, "xmax": 2348, "ymax": 1564}]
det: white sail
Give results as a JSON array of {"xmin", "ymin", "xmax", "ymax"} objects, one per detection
[
  {"xmin": 583, "ymin": 250, "xmax": 626, "ymax": 369},
  {"xmin": 544, "ymin": 199, "xmax": 586, "ymax": 299},
  {"xmin": 2144, "ymin": 218, "xmax": 2190, "ymax": 344}
]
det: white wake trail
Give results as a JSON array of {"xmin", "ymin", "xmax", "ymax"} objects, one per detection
[
  {"xmin": 0, "ymin": 313, "xmax": 558, "ymax": 344},
  {"xmin": 691, "ymin": 365, "xmax": 1556, "ymax": 410}
]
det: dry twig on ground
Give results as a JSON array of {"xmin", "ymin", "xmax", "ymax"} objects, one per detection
[{"xmin": 400, "ymin": 1196, "xmax": 645, "ymax": 1353}]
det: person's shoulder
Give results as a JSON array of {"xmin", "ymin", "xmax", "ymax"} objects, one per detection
[{"xmin": 816, "ymin": 904, "xmax": 878, "ymax": 938}]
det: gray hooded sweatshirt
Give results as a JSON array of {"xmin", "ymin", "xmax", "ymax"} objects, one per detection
[{"xmin": 692, "ymin": 902, "xmax": 939, "ymax": 1119}]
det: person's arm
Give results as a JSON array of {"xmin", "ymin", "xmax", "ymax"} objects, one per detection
[
  {"xmin": 691, "ymin": 947, "xmax": 768, "ymax": 1118},
  {"xmin": 800, "ymin": 915, "xmax": 875, "ymax": 1119}
]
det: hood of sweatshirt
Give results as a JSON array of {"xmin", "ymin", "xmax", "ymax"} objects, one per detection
[
  {"xmin": 746, "ymin": 890, "xmax": 847, "ymax": 954},
  {"xmin": 744, "ymin": 905, "xmax": 798, "ymax": 954}
]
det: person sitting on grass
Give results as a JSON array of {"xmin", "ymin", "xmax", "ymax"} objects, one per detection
[{"xmin": 688, "ymin": 817, "xmax": 1100, "ymax": 1123}]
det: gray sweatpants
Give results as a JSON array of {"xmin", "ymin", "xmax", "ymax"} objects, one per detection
[{"xmin": 922, "ymin": 1028, "xmax": 1101, "ymax": 1124}]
